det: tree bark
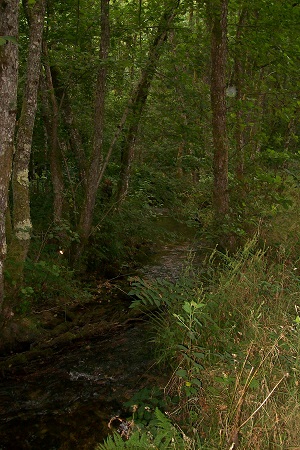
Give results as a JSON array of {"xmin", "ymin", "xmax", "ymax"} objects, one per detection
[
  {"xmin": 8, "ymin": 0, "xmax": 46, "ymax": 284},
  {"xmin": 210, "ymin": 0, "xmax": 229, "ymax": 219},
  {"xmin": 116, "ymin": 0, "xmax": 181, "ymax": 205},
  {"xmin": 0, "ymin": 0, "xmax": 19, "ymax": 317},
  {"xmin": 74, "ymin": 0, "xmax": 110, "ymax": 259},
  {"xmin": 49, "ymin": 65, "xmax": 87, "ymax": 191},
  {"xmin": 234, "ymin": 8, "xmax": 247, "ymax": 181},
  {"xmin": 60, "ymin": 88, "xmax": 88, "ymax": 190},
  {"xmin": 41, "ymin": 42, "xmax": 66, "ymax": 223}
]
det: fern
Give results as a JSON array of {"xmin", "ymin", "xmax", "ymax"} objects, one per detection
[
  {"xmin": 152, "ymin": 408, "xmax": 185, "ymax": 449},
  {"xmin": 96, "ymin": 409, "xmax": 186, "ymax": 450},
  {"xmin": 128, "ymin": 276, "xmax": 197, "ymax": 310},
  {"xmin": 96, "ymin": 429, "xmax": 152, "ymax": 450}
]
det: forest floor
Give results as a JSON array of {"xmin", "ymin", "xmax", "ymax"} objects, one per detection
[
  {"xmin": 1, "ymin": 215, "xmax": 300, "ymax": 449},
  {"xmin": 0, "ymin": 275, "xmax": 146, "ymax": 373},
  {"xmin": 0, "ymin": 212, "xmax": 198, "ymax": 371},
  {"xmin": 0, "ymin": 278, "xmax": 162, "ymax": 449}
]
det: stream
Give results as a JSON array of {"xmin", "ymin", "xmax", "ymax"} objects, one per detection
[{"xmin": 0, "ymin": 214, "xmax": 201, "ymax": 450}]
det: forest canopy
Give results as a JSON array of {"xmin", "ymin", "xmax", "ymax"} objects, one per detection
[{"xmin": 1, "ymin": 1, "xmax": 300, "ymax": 448}]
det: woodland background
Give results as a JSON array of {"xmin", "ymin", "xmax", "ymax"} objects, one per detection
[{"xmin": 0, "ymin": 1, "xmax": 300, "ymax": 447}]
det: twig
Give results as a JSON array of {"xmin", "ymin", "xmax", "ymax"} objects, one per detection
[{"xmin": 239, "ymin": 372, "xmax": 289, "ymax": 429}]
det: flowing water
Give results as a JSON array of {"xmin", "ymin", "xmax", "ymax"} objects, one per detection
[
  {"xmin": 0, "ymin": 324, "xmax": 156, "ymax": 449},
  {"xmin": 0, "ymin": 214, "xmax": 201, "ymax": 450}
]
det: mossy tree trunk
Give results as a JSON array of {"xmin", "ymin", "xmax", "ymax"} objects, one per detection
[
  {"xmin": 8, "ymin": 0, "xmax": 46, "ymax": 284},
  {"xmin": 0, "ymin": 0, "xmax": 19, "ymax": 320}
]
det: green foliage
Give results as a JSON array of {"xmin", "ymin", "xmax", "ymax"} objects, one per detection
[
  {"xmin": 22, "ymin": 258, "xmax": 90, "ymax": 304},
  {"xmin": 10, "ymin": 0, "xmax": 300, "ymax": 445},
  {"xmin": 173, "ymin": 300, "xmax": 205, "ymax": 398},
  {"xmin": 124, "ymin": 237, "xmax": 300, "ymax": 448},
  {"xmin": 122, "ymin": 386, "xmax": 180, "ymax": 443},
  {"xmin": 0, "ymin": 36, "xmax": 18, "ymax": 46},
  {"xmin": 96, "ymin": 408, "xmax": 186, "ymax": 450},
  {"xmin": 16, "ymin": 286, "xmax": 35, "ymax": 314},
  {"xmin": 85, "ymin": 197, "xmax": 166, "ymax": 272},
  {"xmin": 130, "ymin": 165, "xmax": 187, "ymax": 208},
  {"xmin": 14, "ymin": 0, "xmax": 300, "ymax": 281},
  {"xmin": 124, "ymin": 387, "xmax": 166, "ymax": 423},
  {"xmin": 128, "ymin": 276, "xmax": 196, "ymax": 310},
  {"xmin": 260, "ymin": 148, "xmax": 291, "ymax": 167},
  {"xmin": 29, "ymin": 219, "xmax": 80, "ymax": 261},
  {"xmin": 128, "ymin": 273, "xmax": 211, "ymax": 431},
  {"xmin": 47, "ymin": 221, "xmax": 80, "ymax": 246},
  {"xmin": 96, "ymin": 430, "xmax": 151, "ymax": 450}
]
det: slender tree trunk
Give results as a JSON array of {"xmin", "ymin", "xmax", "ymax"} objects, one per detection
[
  {"xmin": 235, "ymin": 8, "xmax": 247, "ymax": 181},
  {"xmin": 42, "ymin": 43, "xmax": 66, "ymax": 223},
  {"xmin": 48, "ymin": 65, "xmax": 87, "ymax": 191},
  {"xmin": 169, "ymin": 31, "xmax": 191, "ymax": 180},
  {"xmin": 116, "ymin": 0, "xmax": 180, "ymax": 205},
  {"xmin": 8, "ymin": 0, "xmax": 46, "ymax": 284},
  {"xmin": 0, "ymin": 0, "xmax": 19, "ymax": 318},
  {"xmin": 60, "ymin": 89, "xmax": 88, "ymax": 190},
  {"xmin": 74, "ymin": 0, "xmax": 110, "ymax": 260},
  {"xmin": 210, "ymin": 0, "xmax": 229, "ymax": 219},
  {"xmin": 249, "ymin": 68, "xmax": 266, "ymax": 157}
]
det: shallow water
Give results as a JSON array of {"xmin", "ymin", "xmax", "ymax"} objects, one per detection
[
  {"xmin": 0, "ymin": 324, "xmax": 156, "ymax": 449},
  {"xmin": 0, "ymin": 214, "xmax": 201, "ymax": 449}
]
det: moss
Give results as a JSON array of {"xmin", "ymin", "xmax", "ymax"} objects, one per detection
[
  {"xmin": 16, "ymin": 168, "xmax": 29, "ymax": 187},
  {"xmin": 49, "ymin": 331, "xmax": 76, "ymax": 346},
  {"xmin": 15, "ymin": 218, "xmax": 32, "ymax": 240}
]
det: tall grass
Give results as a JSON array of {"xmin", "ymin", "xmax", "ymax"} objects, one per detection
[
  {"xmin": 98, "ymin": 230, "xmax": 300, "ymax": 449},
  {"xmin": 97, "ymin": 186, "xmax": 300, "ymax": 449}
]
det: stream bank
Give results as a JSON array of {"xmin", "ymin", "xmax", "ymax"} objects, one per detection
[{"xmin": 0, "ymin": 213, "xmax": 202, "ymax": 449}]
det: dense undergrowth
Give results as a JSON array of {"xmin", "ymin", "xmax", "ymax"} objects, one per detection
[
  {"xmin": 4, "ymin": 170, "xmax": 300, "ymax": 448},
  {"xmin": 97, "ymin": 207, "xmax": 300, "ymax": 449}
]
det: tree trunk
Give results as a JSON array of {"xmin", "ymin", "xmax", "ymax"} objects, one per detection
[
  {"xmin": 74, "ymin": 0, "xmax": 110, "ymax": 260},
  {"xmin": 49, "ymin": 65, "xmax": 87, "ymax": 191},
  {"xmin": 210, "ymin": 0, "xmax": 229, "ymax": 219},
  {"xmin": 234, "ymin": 9, "xmax": 247, "ymax": 181},
  {"xmin": 116, "ymin": 0, "xmax": 180, "ymax": 205},
  {"xmin": 60, "ymin": 88, "xmax": 88, "ymax": 190},
  {"xmin": 8, "ymin": 0, "xmax": 46, "ymax": 284},
  {"xmin": 0, "ymin": 0, "xmax": 19, "ymax": 318},
  {"xmin": 169, "ymin": 31, "xmax": 190, "ymax": 180},
  {"xmin": 41, "ymin": 42, "xmax": 66, "ymax": 223}
]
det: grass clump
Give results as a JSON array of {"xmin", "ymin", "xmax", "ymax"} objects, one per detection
[{"xmin": 109, "ymin": 237, "xmax": 300, "ymax": 449}]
